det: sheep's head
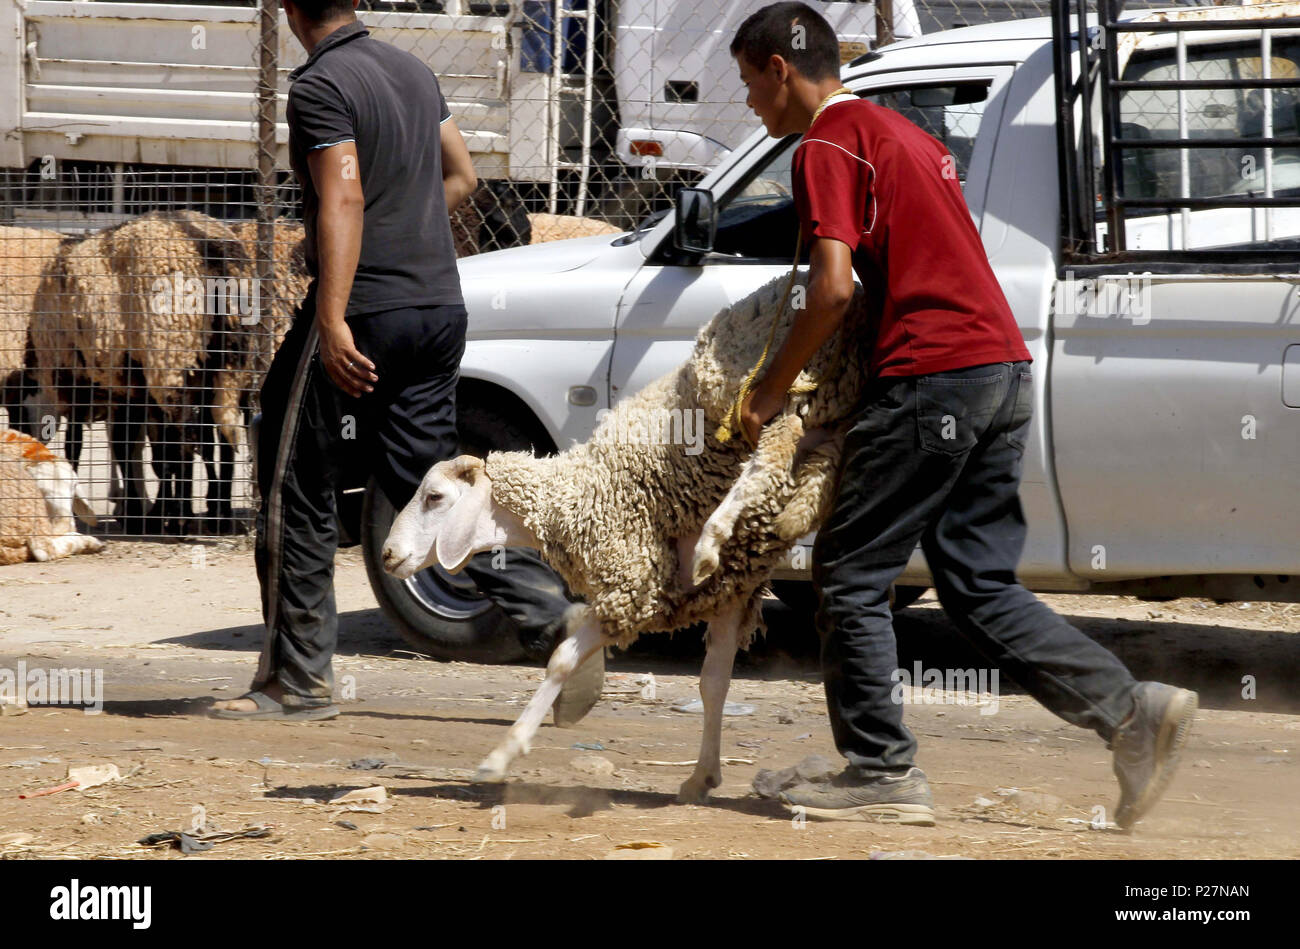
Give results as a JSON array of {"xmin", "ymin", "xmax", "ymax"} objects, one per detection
[{"xmin": 382, "ymin": 455, "xmax": 527, "ymax": 578}]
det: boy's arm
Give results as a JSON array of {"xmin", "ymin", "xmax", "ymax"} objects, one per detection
[
  {"xmin": 739, "ymin": 236, "xmax": 856, "ymax": 446},
  {"xmin": 739, "ymin": 134, "xmax": 868, "ymax": 445}
]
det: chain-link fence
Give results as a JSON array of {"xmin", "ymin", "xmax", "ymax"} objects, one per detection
[{"xmin": 0, "ymin": 0, "xmax": 1237, "ymax": 550}]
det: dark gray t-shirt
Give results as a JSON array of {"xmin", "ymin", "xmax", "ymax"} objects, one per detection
[{"xmin": 287, "ymin": 20, "xmax": 464, "ymax": 315}]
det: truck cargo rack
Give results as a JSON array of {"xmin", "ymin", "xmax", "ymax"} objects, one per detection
[{"xmin": 1052, "ymin": 0, "xmax": 1300, "ymax": 271}]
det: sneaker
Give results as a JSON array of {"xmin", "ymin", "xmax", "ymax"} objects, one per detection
[
  {"xmin": 778, "ymin": 766, "xmax": 936, "ymax": 826},
  {"xmin": 1111, "ymin": 682, "xmax": 1198, "ymax": 831}
]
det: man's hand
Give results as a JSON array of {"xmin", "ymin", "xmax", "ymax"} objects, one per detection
[
  {"xmin": 318, "ymin": 319, "xmax": 377, "ymax": 398},
  {"xmin": 739, "ymin": 382, "xmax": 787, "ymax": 448}
]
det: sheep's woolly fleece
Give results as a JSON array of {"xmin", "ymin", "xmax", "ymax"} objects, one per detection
[
  {"xmin": 30, "ymin": 210, "xmax": 258, "ymax": 415},
  {"xmin": 486, "ymin": 271, "xmax": 872, "ymax": 648},
  {"xmin": 0, "ymin": 225, "xmax": 67, "ymax": 379},
  {"xmin": 527, "ymin": 213, "xmax": 622, "ymax": 244},
  {"xmin": 0, "ymin": 428, "xmax": 101, "ymax": 565},
  {"xmin": 27, "ymin": 212, "xmax": 306, "ymax": 449},
  {"xmin": 0, "ymin": 453, "xmax": 53, "ymax": 565}
]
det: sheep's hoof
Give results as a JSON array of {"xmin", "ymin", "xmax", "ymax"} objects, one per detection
[
  {"xmin": 676, "ymin": 774, "xmax": 719, "ymax": 805},
  {"xmin": 472, "ymin": 755, "xmax": 509, "ymax": 784},
  {"xmin": 690, "ymin": 545, "xmax": 720, "ymax": 586}
]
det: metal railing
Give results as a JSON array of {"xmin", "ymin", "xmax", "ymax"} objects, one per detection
[{"xmin": 1055, "ymin": 0, "xmax": 1300, "ymax": 267}]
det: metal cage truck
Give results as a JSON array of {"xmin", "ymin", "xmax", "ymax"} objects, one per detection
[{"xmin": 1, "ymin": 0, "xmax": 914, "ymax": 223}]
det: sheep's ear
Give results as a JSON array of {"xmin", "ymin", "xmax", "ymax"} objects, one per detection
[{"xmin": 434, "ymin": 458, "xmax": 490, "ymax": 573}]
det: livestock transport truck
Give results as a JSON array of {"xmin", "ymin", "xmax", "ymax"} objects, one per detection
[
  {"xmin": 0, "ymin": 0, "xmax": 912, "ymax": 227},
  {"xmin": 357, "ymin": 0, "xmax": 1300, "ymax": 661}
]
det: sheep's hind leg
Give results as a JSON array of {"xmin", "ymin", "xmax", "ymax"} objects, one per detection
[
  {"xmin": 677, "ymin": 604, "xmax": 743, "ymax": 804},
  {"xmin": 474, "ymin": 604, "xmax": 608, "ymax": 784}
]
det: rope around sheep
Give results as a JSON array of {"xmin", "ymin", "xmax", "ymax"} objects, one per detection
[{"xmin": 715, "ymin": 86, "xmax": 854, "ymax": 449}]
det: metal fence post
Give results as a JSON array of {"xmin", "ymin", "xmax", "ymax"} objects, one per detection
[
  {"xmin": 255, "ymin": 0, "xmax": 279, "ymax": 385},
  {"xmin": 877, "ymin": 0, "xmax": 896, "ymax": 48}
]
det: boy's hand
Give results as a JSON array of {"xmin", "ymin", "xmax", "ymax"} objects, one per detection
[
  {"xmin": 318, "ymin": 319, "xmax": 377, "ymax": 398},
  {"xmin": 739, "ymin": 383, "xmax": 786, "ymax": 447}
]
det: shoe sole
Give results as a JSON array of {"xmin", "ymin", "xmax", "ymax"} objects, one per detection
[
  {"xmin": 209, "ymin": 704, "xmax": 339, "ymax": 722},
  {"xmin": 784, "ymin": 802, "xmax": 936, "ymax": 826},
  {"xmin": 1119, "ymin": 688, "xmax": 1197, "ymax": 831},
  {"xmin": 552, "ymin": 647, "xmax": 605, "ymax": 728}
]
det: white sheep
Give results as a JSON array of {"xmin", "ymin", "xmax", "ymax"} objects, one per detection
[
  {"xmin": 0, "ymin": 428, "xmax": 102, "ymax": 564},
  {"xmin": 382, "ymin": 271, "xmax": 870, "ymax": 802}
]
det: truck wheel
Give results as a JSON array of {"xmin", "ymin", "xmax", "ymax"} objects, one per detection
[{"xmin": 358, "ymin": 400, "xmax": 551, "ymax": 664}]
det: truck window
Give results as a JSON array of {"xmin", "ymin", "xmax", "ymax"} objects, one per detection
[
  {"xmin": 1115, "ymin": 38, "xmax": 1300, "ymax": 246},
  {"xmin": 712, "ymin": 82, "xmax": 993, "ymax": 258},
  {"xmin": 864, "ymin": 82, "xmax": 991, "ymax": 189}
]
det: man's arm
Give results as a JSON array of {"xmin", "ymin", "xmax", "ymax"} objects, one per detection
[
  {"xmin": 441, "ymin": 116, "xmax": 478, "ymax": 211},
  {"xmin": 307, "ymin": 141, "xmax": 377, "ymax": 398},
  {"xmin": 740, "ymin": 236, "xmax": 856, "ymax": 445}
]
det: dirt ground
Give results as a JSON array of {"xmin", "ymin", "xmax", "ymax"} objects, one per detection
[{"xmin": 0, "ymin": 539, "xmax": 1297, "ymax": 860}]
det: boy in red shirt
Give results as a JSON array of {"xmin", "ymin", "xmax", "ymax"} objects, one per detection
[{"xmin": 731, "ymin": 2, "xmax": 1196, "ymax": 829}]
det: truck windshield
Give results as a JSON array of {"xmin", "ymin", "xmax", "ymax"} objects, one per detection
[{"xmin": 709, "ymin": 81, "xmax": 994, "ymax": 259}]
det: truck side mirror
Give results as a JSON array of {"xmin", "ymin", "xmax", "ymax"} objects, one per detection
[{"xmin": 674, "ymin": 187, "xmax": 716, "ymax": 254}]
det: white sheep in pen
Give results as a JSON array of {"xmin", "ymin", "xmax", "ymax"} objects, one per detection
[
  {"xmin": 0, "ymin": 428, "xmax": 101, "ymax": 565},
  {"xmin": 382, "ymin": 272, "xmax": 871, "ymax": 802}
]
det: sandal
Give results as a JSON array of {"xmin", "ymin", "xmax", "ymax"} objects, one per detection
[{"xmin": 209, "ymin": 690, "xmax": 339, "ymax": 721}]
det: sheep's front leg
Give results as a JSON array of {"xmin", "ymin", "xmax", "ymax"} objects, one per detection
[
  {"xmin": 677, "ymin": 606, "xmax": 742, "ymax": 804},
  {"xmin": 474, "ymin": 605, "xmax": 609, "ymax": 783},
  {"xmin": 692, "ymin": 415, "xmax": 815, "ymax": 584}
]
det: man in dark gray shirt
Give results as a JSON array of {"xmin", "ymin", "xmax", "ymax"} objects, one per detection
[{"xmin": 214, "ymin": 0, "xmax": 597, "ymax": 720}]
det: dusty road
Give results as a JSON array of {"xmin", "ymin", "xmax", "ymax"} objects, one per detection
[{"xmin": 0, "ymin": 540, "xmax": 1297, "ymax": 860}]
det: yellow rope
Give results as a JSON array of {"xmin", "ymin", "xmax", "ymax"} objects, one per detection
[{"xmin": 714, "ymin": 86, "xmax": 853, "ymax": 449}]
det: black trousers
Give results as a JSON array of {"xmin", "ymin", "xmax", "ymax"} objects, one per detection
[
  {"xmin": 253, "ymin": 300, "xmax": 572, "ymax": 707},
  {"xmin": 813, "ymin": 361, "xmax": 1139, "ymax": 773}
]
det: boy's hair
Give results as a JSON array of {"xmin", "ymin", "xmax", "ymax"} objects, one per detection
[
  {"xmin": 730, "ymin": 2, "xmax": 842, "ymax": 81},
  {"xmin": 290, "ymin": 0, "xmax": 355, "ymax": 24}
]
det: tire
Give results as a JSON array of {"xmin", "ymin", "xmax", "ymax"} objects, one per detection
[
  {"xmin": 771, "ymin": 580, "xmax": 929, "ymax": 615},
  {"xmin": 358, "ymin": 398, "xmax": 550, "ymax": 663}
]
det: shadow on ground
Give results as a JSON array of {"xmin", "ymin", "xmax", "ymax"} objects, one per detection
[{"xmin": 161, "ymin": 597, "xmax": 1299, "ymax": 716}]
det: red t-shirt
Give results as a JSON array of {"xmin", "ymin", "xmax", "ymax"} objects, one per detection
[{"xmin": 792, "ymin": 96, "xmax": 1031, "ymax": 377}]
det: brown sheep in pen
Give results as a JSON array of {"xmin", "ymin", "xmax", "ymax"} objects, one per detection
[
  {"xmin": 0, "ymin": 226, "xmax": 70, "ymax": 436},
  {"xmin": 527, "ymin": 212, "xmax": 623, "ymax": 243},
  {"xmin": 31, "ymin": 210, "xmax": 261, "ymax": 534}
]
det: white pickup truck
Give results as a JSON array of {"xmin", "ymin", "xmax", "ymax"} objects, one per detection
[{"xmin": 358, "ymin": 1, "xmax": 1300, "ymax": 661}]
